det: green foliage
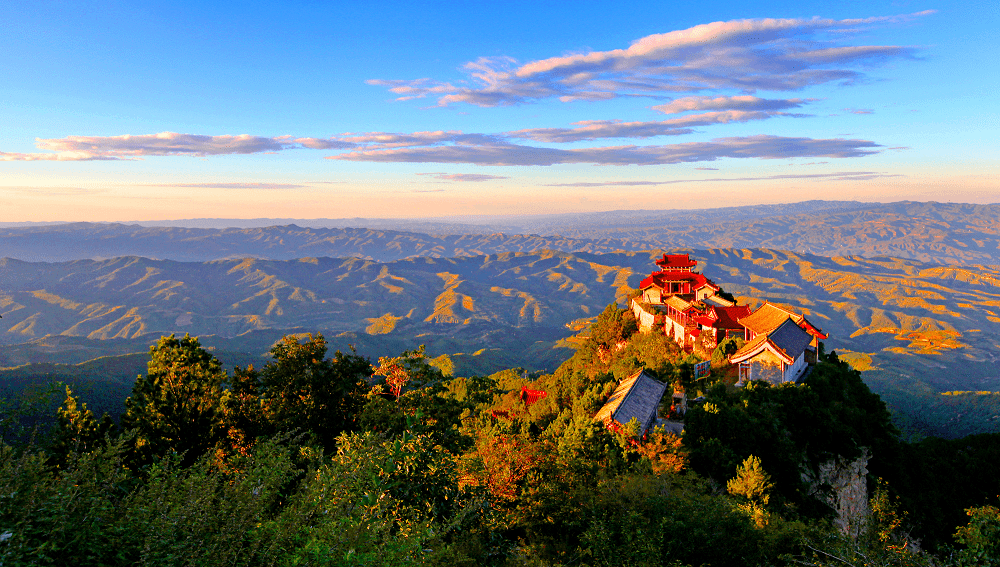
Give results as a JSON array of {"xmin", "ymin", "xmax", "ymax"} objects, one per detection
[
  {"xmin": 48, "ymin": 386, "xmax": 115, "ymax": 468},
  {"xmin": 441, "ymin": 375, "xmax": 501, "ymax": 407},
  {"xmin": 117, "ymin": 439, "xmax": 300, "ymax": 567},
  {"xmin": 230, "ymin": 333, "xmax": 370, "ymax": 451},
  {"xmin": 488, "ymin": 367, "xmax": 532, "ymax": 391},
  {"xmin": 0, "ymin": 381, "xmax": 65, "ymax": 449},
  {"xmin": 579, "ymin": 473, "xmax": 797, "ymax": 567},
  {"xmin": 370, "ymin": 345, "xmax": 447, "ymax": 398},
  {"xmin": 7, "ymin": 321, "xmax": 1000, "ymax": 567},
  {"xmin": 685, "ymin": 360, "xmax": 897, "ymax": 516},
  {"xmin": 0, "ymin": 436, "xmax": 133, "ymax": 566},
  {"xmin": 359, "ymin": 384, "xmax": 471, "ymax": 453},
  {"xmin": 609, "ymin": 330, "xmax": 693, "ymax": 384},
  {"xmin": 711, "ymin": 335, "xmax": 745, "ymax": 365},
  {"xmin": 729, "ymin": 455, "xmax": 773, "ymax": 506},
  {"xmin": 954, "ymin": 504, "xmax": 1000, "ymax": 566},
  {"xmin": 867, "ymin": 435, "xmax": 1000, "ymax": 549},
  {"xmin": 122, "ymin": 334, "xmax": 229, "ymax": 467},
  {"xmin": 428, "ymin": 354, "xmax": 455, "ymax": 378},
  {"xmin": 265, "ymin": 431, "xmax": 469, "ymax": 566},
  {"xmin": 589, "ymin": 303, "xmax": 638, "ymax": 350}
]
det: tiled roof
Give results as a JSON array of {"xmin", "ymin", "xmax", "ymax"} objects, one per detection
[
  {"xmin": 712, "ymin": 305, "xmax": 752, "ymax": 329},
  {"xmin": 730, "ymin": 318, "xmax": 812, "ymax": 364},
  {"xmin": 738, "ymin": 301, "xmax": 827, "ymax": 339},
  {"xmin": 593, "ymin": 369, "xmax": 668, "ymax": 431},
  {"xmin": 665, "ymin": 295, "xmax": 692, "ymax": 311},
  {"xmin": 655, "ymin": 253, "xmax": 698, "ymax": 270},
  {"xmin": 730, "ymin": 332, "xmax": 772, "ymax": 362},
  {"xmin": 639, "ymin": 271, "xmax": 719, "ymax": 291},
  {"xmin": 704, "ymin": 294, "xmax": 735, "ymax": 307},
  {"xmin": 694, "ymin": 315, "xmax": 716, "ymax": 327},
  {"xmin": 768, "ymin": 318, "xmax": 813, "ymax": 359}
]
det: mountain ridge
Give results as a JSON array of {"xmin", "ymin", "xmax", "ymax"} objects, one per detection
[{"xmin": 5, "ymin": 201, "xmax": 1000, "ymax": 265}]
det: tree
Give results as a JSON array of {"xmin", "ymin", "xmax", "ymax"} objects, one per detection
[
  {"xmin": 49, "ymin": 386, "xmax": 115, "ymax": 467},
  {"xmin": 684, "ymin": 361, "xmax": 897, "ymax": 517},
  {"xmin": 123, "ymin": 334, "xmax": 229, "ymax": 467},
  {"xmin": 230, "ymin": 334, "xmax": 370, "ymax": 451},
  {"xmin": 590, "ymin": 303, "xmax": 638, "ymax": 350},
  {"xmin": 728, "ymin": 455, "xmax": 773, "ymax": 527},
  {"xmin": 954, "ymin": 505, "xmax": 1000, "ymax": 566},
  {"xmin": 711, "ymin": 335, "xmax": 744, "ymax": 365}
]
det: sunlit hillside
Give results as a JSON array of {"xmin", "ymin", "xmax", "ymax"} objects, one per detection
[{"xmin": 2, "ymin": 248, "xmax": 999, "ymax": 437}]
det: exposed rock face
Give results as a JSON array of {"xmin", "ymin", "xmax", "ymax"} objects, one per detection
[{"xmin": 802, "ymin": 449, "xmax": 870, "ymax": 537}]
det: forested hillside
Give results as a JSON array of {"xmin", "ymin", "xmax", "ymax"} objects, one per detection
[{"xmin": 2, "ymin": 313, "xmax": 998, "ymax": 566}]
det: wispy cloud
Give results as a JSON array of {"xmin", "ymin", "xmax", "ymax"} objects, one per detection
[
  {"xmin": 843, "ymin": 108, "xmax": 875, "ymax": 114},
  {"xmin": 371, "ymin": 13, "xmax": 929, "ymax": 107},
  {"xmin": 653, "ymin": 96, "xmax": 810, "ymax": 114},
  {"xmin": 338, "ymin": 131, "xmax": 502, "ymax": 149},
  {"xmin": 145, "ymin": 182, "xmax": 308, "ymax": 189},
  {"xmin": 507, "ymin": 110, "xmax": 806, "ymax": 142},
  {"xmin": 2, "ymin": 14, "xmax": 923, "ymax": 166},
  {"xmin": 2, "ymin": 125, "xmax": 879, "ymax": 167},
  {"xmin": 416, "ymin": 172, "xmax": 509, "ymax": 182},
  {"xmin": 0, "ymin": 132, "xmax": 359, "ymax": 161},
  {"xmin": 543, "ymin": 171, "xmax": 901, "ymax": 187},
  {"xmin": 38, "ymin": 132, "xmax": 292, "ymax": 157},
  {"xmin": 0, "ymin": 151, "xmax": 123, "ymax": 161},
  {"xmin": 328, "ymin": 135, "xmax": 881, "ymax": 166}
]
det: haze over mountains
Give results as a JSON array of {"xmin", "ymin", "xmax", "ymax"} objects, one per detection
[{"xmin": 5, "ymin": 201, "xmax": 1000, "ymax": 266}]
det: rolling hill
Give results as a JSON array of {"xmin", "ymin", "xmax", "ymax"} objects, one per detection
[{"xmin": 2, "ymin": 248, "xmax": 999, "ymax": 437}]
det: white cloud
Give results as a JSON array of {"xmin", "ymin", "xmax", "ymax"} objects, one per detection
[
  {"xmin": 2, "ymin": 132, "xmax": 353, "ymax": 161},
  {"xmin": 36, "ymin": 132, "xmax": 291, "ymax": 157},
  {"xmin": 338, "ymin": 131, "xmax": 503, "ymax": 149},
  {"xmin": 653, "ymin": 96, "xmax": 809, "ymax": 114},
  {"xmin": 507, "ymin": 110, "xmax": 804, "ymax": 142},
  {"xmin": 0, "ymin": 151, "xmax": 122, "ymax": 161},
  {"xmin": 328, "ymin": 135, "xmax": 881, "ymax": 166},
  {"xmin": 370, "ymin": 13, "xmax": 928, "ymax": 107}
]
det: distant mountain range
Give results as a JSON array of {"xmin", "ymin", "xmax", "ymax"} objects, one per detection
[
  {"xmin": 2, "ymin": 248, "xmax": 1000, "ymax": 437},
  {"xmin": 3, "ymin": 200, "xmax": 1000, "ymax": 438},
  {"xmin": 3, "ymin": 201, "xmax": 999, "ymax": 265}
]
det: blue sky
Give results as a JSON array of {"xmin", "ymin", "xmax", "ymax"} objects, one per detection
[{"xmin": 2, "ymin": 1, "xmax": 996, "ymax": 221}]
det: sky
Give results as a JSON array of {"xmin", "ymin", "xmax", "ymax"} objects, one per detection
[{"xmin": 1, "ymin": 0, "xmax": 997, "ymax": 222}]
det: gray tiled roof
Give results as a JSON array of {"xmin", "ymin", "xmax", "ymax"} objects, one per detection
[
  {"xmin": 768, "ymin": 318, "xmax": 813, "ymax": 360},
  {"xmin": 594, "ymin": 369, "xmax": 668, "ymax": 432}
]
